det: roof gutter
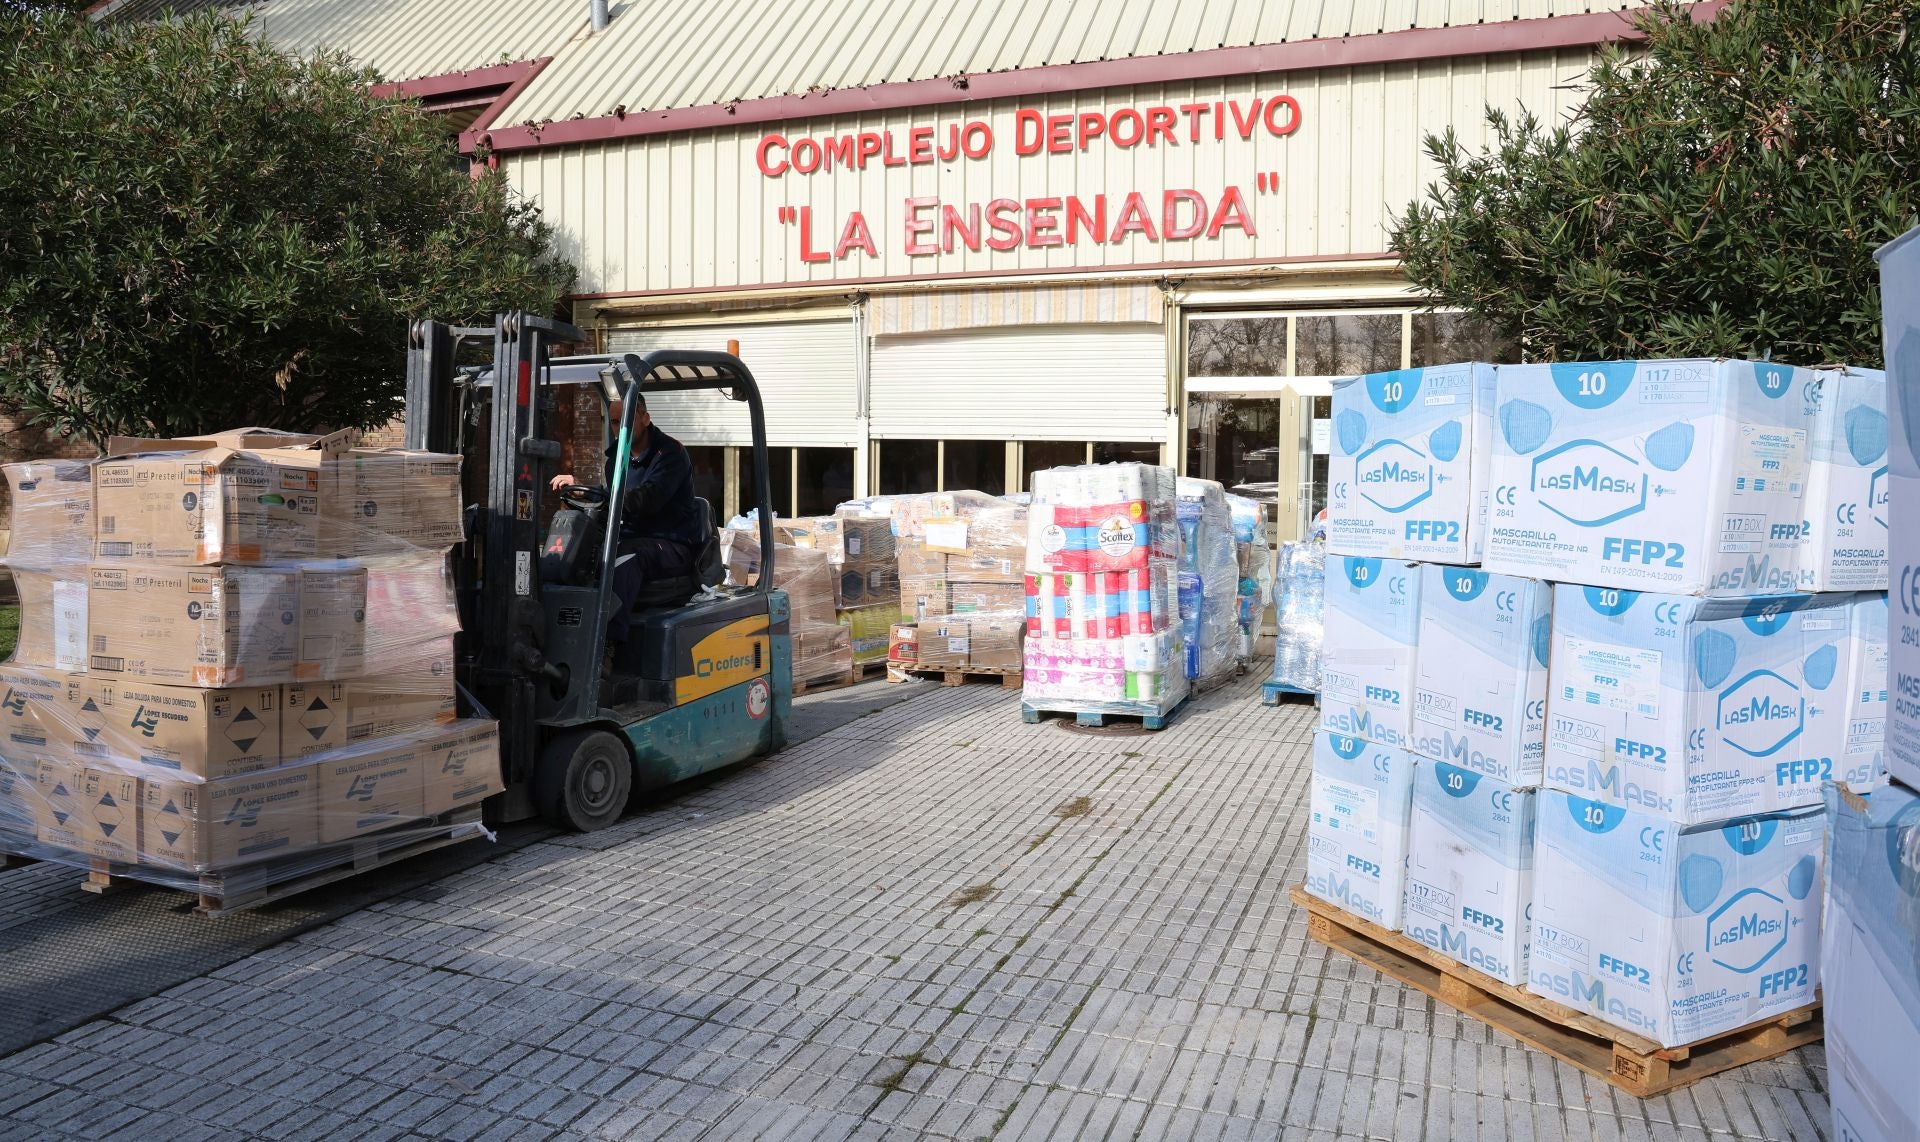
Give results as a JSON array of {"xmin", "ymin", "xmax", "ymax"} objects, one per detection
[{"xmin": 468, "ymin": 3, "xmax": 1724, "ymax": 158}]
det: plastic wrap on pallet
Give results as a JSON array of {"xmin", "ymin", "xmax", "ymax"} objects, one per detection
[
  {"xmin": 1227, "ymin": 494, "xmax": 1273, "ymax": 658},
  {"xmin": 1175, "ymin": 477, "xmax": 1240, "ymax": 684},
  {"xmin": 0, "ymin": 432, "xmax": 499, "ymax": 899},
  {"xmin": 888, "ymin": 493, "xmax": 1027, "ymax": 674},
  {"xmin": 1021, "ymin": 463, "xmax": 1188, "ymax": 718},
  {"xmin": 838, "ymin": 603, "xmax": 899, "ymax": 665},
  {"xmin": 1268, "ymin": 541, "xmax": 1325, "ymax": 694},
  {"xmin": 720, "ymin": 529, "xmax": 849, "ymax": 684},
  {"xmin": 776, "ymin": 515, "xmax": 898, "ymax": 568}
]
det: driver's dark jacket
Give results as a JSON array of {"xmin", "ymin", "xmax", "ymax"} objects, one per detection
[{"xmin": 603, "ymin": 424, "xmax": 704, "ymax": 547}]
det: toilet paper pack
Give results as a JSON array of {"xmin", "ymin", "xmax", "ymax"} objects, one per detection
[
  {"xmin": 1319, "ymin": 557, "xmax": 1422, "ymax": 748},
  {"xmin": 1328, "ymin": 363, "xmax": 1496, "ymax": 563},
  {"xmin": 1798, "ymin": 367, "xmax": 1889, "ymax": 591},
  {"xmin": 1306, "ymin": 732, "xmax": 1416, "ymax": 930},
  {"xmin": 1486, "ymin": 359, "xmax": 1816, "ymax": 595},
  {"xmin": 1841, "ymin": 593, "xmax": 1889, "ymax": 792},
  {"xmin": 1545, "ymin": 585, "xmax": 1851, "ymax": 824},
  {"xmin": 1411, "ymin": 564, "xmax": 1552, "ymax": 785},
  {"xmin": 1528, "ymin": 791, "xmax": 1824, "ymax": 1049},
  {"xmin": 1403, "ymin": 763, "xmax": 1537, "ymax": 985},
  {"xmin": 1821, "ymin": 781, "xmax": 1920, "ymax": 1142}
]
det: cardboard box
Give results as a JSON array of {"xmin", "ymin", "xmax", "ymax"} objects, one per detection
[
  {"xmin": 838, "ymin": 605, "xmax": 898, "ymax": 665},
  {"xmin": 79, "ymin": 677, "xmax": 280, "ymax": 779},
  {"xmin": 1822, "ymin": 781, "xmax": 1920, "ymax": 1142},
  {"xmin": 8, "ymin": 568, "xmax": 88, "ymax": 672},
  {"xmin": 1318, "ymin": 557, "xmax": 1422, "ymax": 749},
  {"xmin": 362, "ymin": 559, "xmax": 459, "ymax": 674},
  {"xmin": 3, "ymin": 459, "xmax": 93, "ymax": 566},
  {"xmin": 299, "ymin": 562, "xmax": 368, "ymax": 679},
  {"xmin": 887, "ymin": 623, "xmax": 919, "ymax": 666},
  {"xmin": 283, "ymin": 682, "xmax": 348, "ymax": 760},
  {"xmin": 1888, "ymin": 472, "xmax": 1920, "ymax": 789},
  {"xmin": 328, "ymin": 449, "xmax": 464, "ymax": 556},
  {"xmin": 902, "ymin": 576, "xmax": 951, "ymax": 624},
  {"xmin": 0, "ymin": 663, "xmax": 83, "ymax": 760},
  {"xmin": 917, "ymin": 618, "xmax": 971, "ymax": 670},
  {"xmin": 951, "ymin": 548, "xmax": 1024, "ymax": 583},
  {"xmin": 1305, "ymin": 732, "xmax": 1416, "ymax": 929},
  {"xmin": 968, "ymin": 616, "xmax": 1024, "ymax": 672},
  {"xmin": 1527, "ymin": 791, "xmax": 1823, "ymax": 1049},
  {"xmin": 88, "ymin": 564, "xmax": 300, "ymax": 686},
  {"xmin": 314, "ymin": 735, "xmax": 424, "ymax": 843},
  {"xmin": 0, "ymin": 757, "xmax": 39, "ymax": 839},
  {"xmin": 897, "ymin": 540, "xmax": 948, "ymax": 580},
  {"xmin": 419, "ymin": 720, "xmax": 502, "ymax": 817},
  {"xmin": 1411, "ymin": 565, "xmax": 1552, "ymax": 785},
  {"xmin": 346, "ymin": 672, "xmax": 457, "ymax": 741},
  {"xmin": 1545, "ymin": 585, "xmax": 1851, "ymax": 823},
  {"xmin": 93, "ymin": 430, "xmax": 348, "ymax": 564},
  {"xmin": 1485, "ymin": 359, "xmax": 1816, "ymax": 594},
  {"xmin": 1798, "ymin": 367, "xmax": 1888, "ymax": 591},
  {"xmin": 34, "ymin": 759, "xmax": 136, "ymax": 862},
  {"xmin": 1328, "ymin": 363, "xmax": 1497, "ymax": 563},
  {"xmin": 139, "ymin": 764, "xmax": 315, "ymax": 870},
  {"xmin": 1840, "ymin": 593, "xmax": 1888, "ymax": 792},
  {"xmin": 1403, "ymin": 764, "xmax": 1537, "ymax": 985},
  {"xmin": 947, "ymin": 580, "xmax": 1023, "ymax": 617}
]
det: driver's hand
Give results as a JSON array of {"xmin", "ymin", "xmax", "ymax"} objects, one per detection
[{"xmin": 549, "ymin": 473, "xmax": 577, "ymax": 492}]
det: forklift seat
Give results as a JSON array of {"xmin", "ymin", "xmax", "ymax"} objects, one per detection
[{"xmin": 628, "ymin": 497, "xmax": 723, "ymax": 611}]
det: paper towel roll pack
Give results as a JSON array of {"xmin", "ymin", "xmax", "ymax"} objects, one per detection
[
  {"xmin": 1485, "ymin": 359, "xmax": 1817, "ymax": 595},
  {"xmin": 1328, "ymin": 363, "xmax": 1497, "ymax": 563},
  {"xmin": 1545, "ymin": 585, "xmax": 1852, "ymax": 824},
  {"xmin": 1023, "ymin": 567, "xmax": 1172, "ymax": 640}
]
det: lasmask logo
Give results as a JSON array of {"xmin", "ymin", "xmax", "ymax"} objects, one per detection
[
  {"xmin": 1353, "ymin": 439, "xmax": 1434, "ymax": 513},
  {"xmin": 1705, "ymin": 887, "xmax": 1790, "ymax": 973},
  {"xmin": 1531, "ymin": 439, "xmax": 1647, "ymax": 526},
  {"xmin": 1717, "ymin": 669, "xmax": 1805, "ymax": 758}
]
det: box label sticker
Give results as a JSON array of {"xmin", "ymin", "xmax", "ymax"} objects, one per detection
[{"xmin": 1561, "ymin": 636, "xmax": 1662, "ymax": 719}]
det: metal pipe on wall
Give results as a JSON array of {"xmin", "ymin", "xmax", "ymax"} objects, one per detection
[{"xmin": 590, "ymin": 0, "xmax": 608, "ymax": 32}]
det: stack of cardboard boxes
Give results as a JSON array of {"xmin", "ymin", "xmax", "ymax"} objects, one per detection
[
  {"xmin": 1312, "ymin": 357, "xmax": 1889, "ymax": 1055},
  {"xmin": 717, "ymin": 526, "xmax": 850, "ymax": 685},
  {"xmin": 0, "ymin": 429, "xmax": 499, "ymax": 889},
  {"xmin": 891, "ymin": 491, "xmax": 1028, "ymax": 676},
  {"xmin": 775, "ymin": 515, "xmax": 900, "ymax": 668}
]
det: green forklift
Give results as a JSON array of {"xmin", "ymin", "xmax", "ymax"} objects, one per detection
[{"xmin": 406, "ymin": 312, "xmax": 790, "ymax": 831}]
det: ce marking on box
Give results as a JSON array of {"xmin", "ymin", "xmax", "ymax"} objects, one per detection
[{"xmin": 515, "ymin": 489, "xmax": 534, "ymax": 520}]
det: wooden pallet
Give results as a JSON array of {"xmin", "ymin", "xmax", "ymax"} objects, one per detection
[
  {"xmin": 1021, "ymin": 693, "xmax": 1190, "ymax": 730},
  {"xmin": 1290, "ymin": 885, "xmax": 1821, "ymax": 1097},
  {"xmin": 793, "ymin": 658, "xmax": 889, "ymax": 697},
  {"xmin": 77, "ymin": 808, "xmax": 487, "ymax": 917},
  {"xmin": 1260, "ymin": 680, "xmax": 1317, "ymax": 706},
  {"xmin": 897, "ymin": 666, "xmax": 1023, "ymax": 690},
  {"xmin": 0, "ymin": 852, "xmax": 37, "ymax": 872}
]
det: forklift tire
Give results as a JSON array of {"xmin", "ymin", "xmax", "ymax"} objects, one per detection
[{"xmin": 532, "ymin": 730, "xmax": 633, "ymax": 832}]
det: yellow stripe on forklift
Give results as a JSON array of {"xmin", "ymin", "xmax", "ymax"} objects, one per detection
[{"xmin": 675, "ymin": 615, "xmax": 772, "ymax": 704}]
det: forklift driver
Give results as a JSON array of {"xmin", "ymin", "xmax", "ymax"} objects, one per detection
[{"xmin": 548, "ymin": 394, "xmax": 705, "ymax": 658}]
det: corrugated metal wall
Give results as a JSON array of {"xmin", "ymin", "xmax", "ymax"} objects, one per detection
[{"xmin": 509, "ymin": 49, "xmax": 1592, "ymax": 296}]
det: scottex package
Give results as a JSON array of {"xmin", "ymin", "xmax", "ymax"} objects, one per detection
[
  {"xmin": 1545, "ymin": 586, "xmax": 1851, "ymax": 824},
  {"xmin": 1026, "ymin": 463, "xmax": 1178, "ymax": 575},
  {"xmin": 1798, "ymin": 367, "xmax": 1888, "ymax": 591},
  {"xmin": 1319, "ymin": 557, "xmax": 1421, "ymax": 749},
  {"xmin": 1528, "ymin": 792, "xmax": 1824, "ymax": 1049},
  {"xmin": 1411, "ymin": 565, "xmax": 1551, "ymax": 785},
  {"xmin": 1328, "ymin": 363, "xmax": 1496, "ymax": 563},
  {"xmin": 1485, "ymin": 359, "xmax": 1816, "ymax": 595}
]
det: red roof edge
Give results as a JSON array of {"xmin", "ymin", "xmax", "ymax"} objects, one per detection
[{"xmin": 468, "ymin": 5, "xmax": 1721, "ymax": 158}]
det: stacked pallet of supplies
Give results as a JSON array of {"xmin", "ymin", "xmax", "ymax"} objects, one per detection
[
  {"xmin": 1821, "ymin": 229, "xmax": 1920, "ymax": 1142},
  {"xmin": 889, "ymin": 491, "xmax": 1027, "ymax": 678},
  {"xmin": 775, "ymin": 514, "xmax": 900, "ymax": 670},
  {"xmin": 1174, "ymin": 477, "xmax": 1243, "ymax": 685},
  {"xmin": 1020, "ymin": 463, "xmax": 1185, "ymax": 718},
  {"xmin": 1308, "ymin": 356, "xmax": 1888, "ymax": 1063},
  {"xmin": 1264, "ymin": 541, "xmax": 1323, "ymax": 697},
  {"xmin": 0, "ymin": 429, "xmax": 498, "ymax": 899},
  {"xmin": 1227, "ymin": 493, "xmax": 1273, "ymax": 661},
  {"xmin": 717, "ymin": 526, "xmax": 850, "ymax": 687}
]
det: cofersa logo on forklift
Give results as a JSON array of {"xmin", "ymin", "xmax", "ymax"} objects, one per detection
[{"xmin": 676, "ymin": 616, "xmax": 773, "ymax": 705}]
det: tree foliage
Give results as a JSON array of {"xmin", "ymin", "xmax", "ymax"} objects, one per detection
[
  {"xmin": 0, "ymin": 10, "xmax": 575, "ymax": 449},
  {"xmin": 1392, "ymin": 0, "xmax": 1919, "ymax": 366}
]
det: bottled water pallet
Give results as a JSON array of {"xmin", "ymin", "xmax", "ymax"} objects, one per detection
[
  {"xmin": 1259, "ymin": 680, "xmax": 1316, "ymax": 706},
  {"xmin": 76, "ymin": 807, "xmax": 488, "ymax": 918},
  {"xmin": 1290, "ymin": 885, "xmax": 1821, "ymax": 1098},
  {"xmin": 1020, "ymin": 693, "xmax": 1190, "ymax": 731}
]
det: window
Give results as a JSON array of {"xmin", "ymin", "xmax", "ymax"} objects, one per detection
[
  {"xmin": 796, "ymin": 448, "xmax": 855, "ymax": 515},
  {"xmin": 1023, "ymin": 441, "xmax": 1087, "ymax": 490},
  {"xmin": 1185, "ymin": 399, "xmax": 1281, "ymax": 491},
  {"xmin": 1093, "ymin": 442, "xmax": 1160, "ymax": 466},
  {"xmin": 1187, "ymin": 316, "xmax": 1287, "ymax": 376},
  {"xmin": 1411, "ymin": 311, "xmax": 1515, "ymax": 367},
  {"xmin": 1294, "ymin": 313, "xmax": 1403, "ymax": 376},
  {"xmin": 943, "ymin": 440, "xmax": 1006, "ymax": 496},
  {"xmin": 878, "ymin": 440, "xmax": 938, "ymax": 495}
]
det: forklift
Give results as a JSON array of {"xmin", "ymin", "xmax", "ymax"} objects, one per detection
[{"xmin": 405, "ymin": 312, "xmax": 790, "ymax": 831}]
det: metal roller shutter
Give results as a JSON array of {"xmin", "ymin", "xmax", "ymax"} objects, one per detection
[
  {"xmin": 869, "ymin": 323, "xmax": 1168, "ymax": 441},
  {"xmin": 605, "ymin": 319, "xmax": 857, "ymax": 447}
]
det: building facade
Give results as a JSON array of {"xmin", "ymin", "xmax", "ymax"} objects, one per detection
[{"xmin": 222, "ymin": 0, "xmax": 1677, "ymax": 540}]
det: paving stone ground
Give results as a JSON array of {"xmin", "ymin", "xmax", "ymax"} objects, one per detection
[{"xmin": 0, "ymin": 673, "xmax": 1831, "ymax": 1140}]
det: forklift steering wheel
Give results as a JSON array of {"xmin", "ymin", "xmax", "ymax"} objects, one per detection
[{"xmin": 559, "ymin": 483, "xmax": 609, "ymax": 506}]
